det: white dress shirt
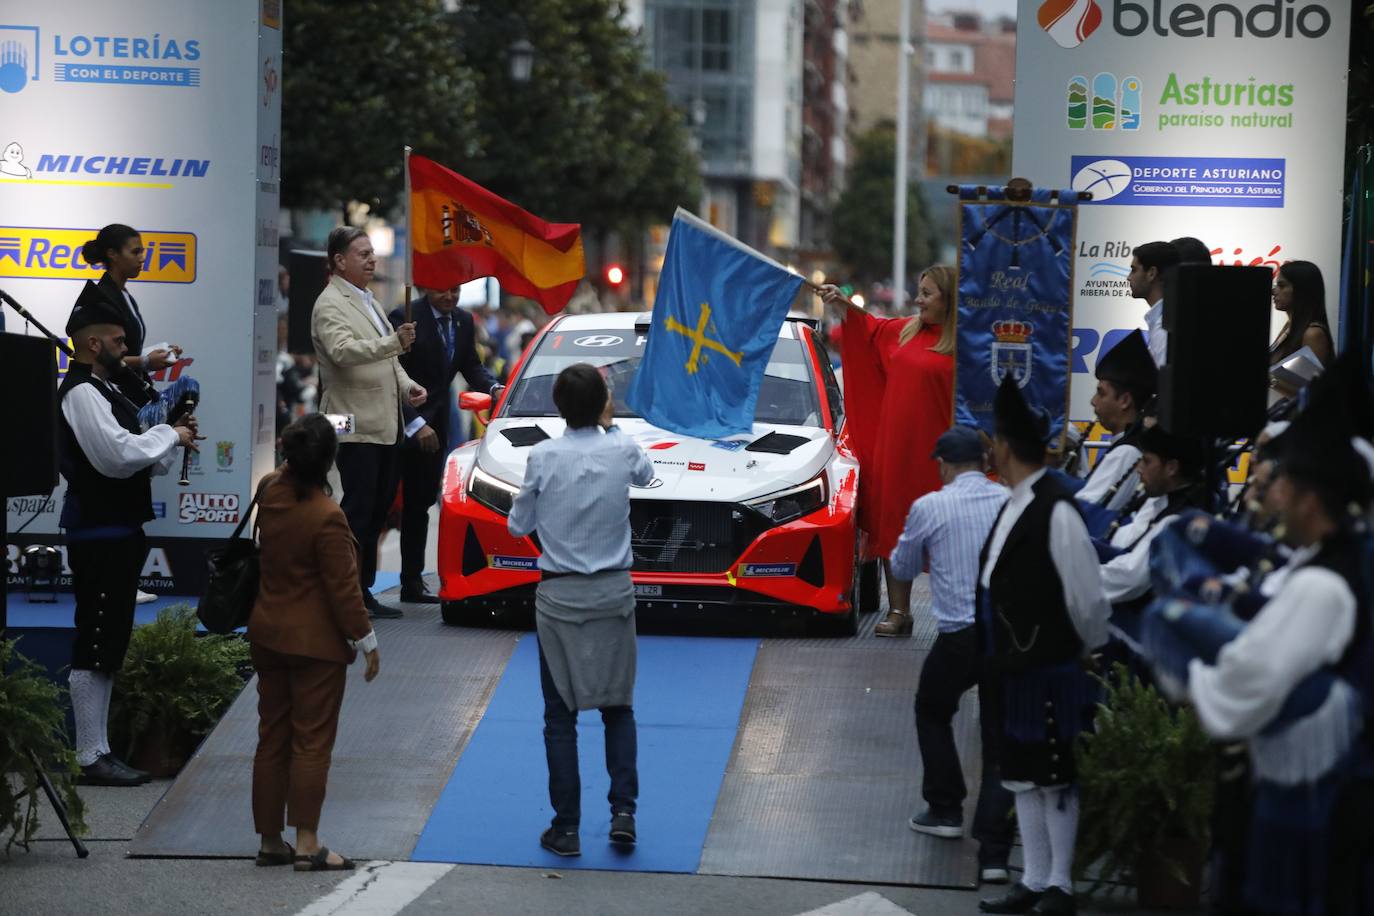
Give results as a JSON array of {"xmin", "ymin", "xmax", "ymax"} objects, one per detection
[
  {"xmin": 61, "ymin": 376, "xmax": 180, "ymax": 478},
  {"xmin": 1144, "ymin": 300, "xmax": 1167, "ymax": 367},
  {"xmin": 339, "ymin": 277, "xmax": 390, "ymax": 337},
  {"xmin": 980, "ymin": 467, "xmax": 1110, "ymax": 652},
  {"xmin": 1100, "ymin": 495, "xmax": 1180, "ymax": 603},
  {"xmin": 1188, "ymin": 545, "xmax": 1355, "ymax": 740},
  {"xmin": 1076, "ymin": 440, "xmax": 1141, "ymax": 511}
]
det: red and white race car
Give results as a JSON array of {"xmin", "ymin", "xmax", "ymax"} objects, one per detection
[{"xmin": 437, "ymin": 311, "xmax": 870, "ymax": 632}]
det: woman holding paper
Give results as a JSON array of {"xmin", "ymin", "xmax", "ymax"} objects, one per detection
[
  {"xmin": 1268, "ymin": 260, "xmax": 1333, "ymax": 399},
  {"xmin": 821, "ymin": 267, "xmax": 956, "ymax": 637}
]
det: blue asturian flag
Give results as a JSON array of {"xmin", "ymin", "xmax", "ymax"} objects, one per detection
[{"xmin": 627, "ymin": 209, "xmax": 803, "ymax": 438}]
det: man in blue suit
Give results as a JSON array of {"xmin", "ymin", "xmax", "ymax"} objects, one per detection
[{"xmin": 389, "ymin": 286, "xmax": 501, "ymax": 602}]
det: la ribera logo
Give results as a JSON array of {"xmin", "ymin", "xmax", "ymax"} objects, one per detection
[
  {"xmin": 1043, "ymin": 1, "xmax": 1331, "ymax": 47},
  {"xmin": 1039, "ymin": 0, "xmax": 1103, "ymax": 49},
  {"xmin": 0, "ymin": 25, "xmax": 39, "ymax": 94},
  {"xmin": 1067, "ymin": 73, "xmax": 1141, "ymax": 130}
]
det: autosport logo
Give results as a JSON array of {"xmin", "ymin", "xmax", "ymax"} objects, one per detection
[
  {"xmin": 0, "ymin": 227, "xmax": 197, "ymax": 282},
  {"xmin": 178, "ymin": 492, "xmax": 241, "ymax": 524},
  {"xmin": 1041, "ymin": 1, "xmax": 1331, "ymax": 48}
]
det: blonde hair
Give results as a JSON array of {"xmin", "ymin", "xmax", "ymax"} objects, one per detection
[{"xmin": 898, "ymin": 264, "xmax": 957, "ymax": 354}]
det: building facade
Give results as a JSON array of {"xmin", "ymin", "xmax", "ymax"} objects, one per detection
[
  {"xmin": 798, "ymin": 0, "xmax": 856, "ymax": 256},
  {"xmin": 923, "ymin": 12, "xmax": 1015, "ymax": 141},
  {"xmin": 628, "ymin": 0, "xmax": 805, "ymax": 255}
]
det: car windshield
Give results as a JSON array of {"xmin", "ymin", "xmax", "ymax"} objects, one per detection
[{"xmin": 503, "ymin": 326, "xmax": 821, "ymax": 427}]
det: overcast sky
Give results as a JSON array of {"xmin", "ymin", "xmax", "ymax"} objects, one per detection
[{"xmin": 930, "ymin": 0, "xmax": 1019, "ymax": 19}]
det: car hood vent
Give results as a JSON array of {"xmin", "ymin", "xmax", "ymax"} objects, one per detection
[
  {"xmin": 500, "ymin": 426, "xmax": 551, "ymax": 447},
  {"xmin": 745, "ymin": 432, "xmax": 810, "ymax": 455}
]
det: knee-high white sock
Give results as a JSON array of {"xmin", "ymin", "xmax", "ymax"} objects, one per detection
[
  {"xmin": 96, "ymin": 672, "xmax": 114, "ymax": 758},
  {"xmin": 1014, "ymin": 787, "xmax": 1051, "ymax": 892},
  {"xmin": 1044, "ymin": 786, "xmax": 1080, "ymax": 893},
  {"xmin": 68, "ymin": 669, "xmax": 108, "ymax": 767}
]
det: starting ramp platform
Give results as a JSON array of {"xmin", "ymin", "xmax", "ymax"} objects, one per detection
[{"xmin": 127, "ymin": 582, "xmax": 983, "ymax": 888}]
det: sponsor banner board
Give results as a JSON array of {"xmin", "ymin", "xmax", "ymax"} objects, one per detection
[
  {"xmin": 1014, "ymin": 0, "xmax": 1350, "ymax": 418},
  {"xmin": 3, "ymin": 1, "xmax": 281, "ymax": 587}
]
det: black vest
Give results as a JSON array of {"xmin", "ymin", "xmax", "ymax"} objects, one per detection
[
  {"xmin": 1085, "ymin": 418, "xmax": 1144, "ymax": 506},
  {"xmin": 58, "ymin": 363, "xmax": 155, "ymax": 529},
  {"xmin": 979, "ymin": 472, "xmax": 1083, "ymax": 670},
  {"xmin": 1311, "ymin": 533, "xmax": 1374, "ymax": 716}
]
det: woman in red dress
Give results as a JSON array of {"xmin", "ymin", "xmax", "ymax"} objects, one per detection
[{"xmin": 822, "ymin": 266, "xmax": 956, "ymax": 637}]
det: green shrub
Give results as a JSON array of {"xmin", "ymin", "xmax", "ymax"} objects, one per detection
[
  {"xmin": 0, "ymin": 639, "xmax": 87, "ymax": 855},
  {"xmin": 110, "ymin": 605, "xmax": 250, "ymax": 760},
  {"xmin": 1076, "ymin": 664, "xmax": 1216, "ymax": 892}
]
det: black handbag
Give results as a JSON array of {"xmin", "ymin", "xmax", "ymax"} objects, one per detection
[{"xmin": 197, "ymin": 487, "xmax": 264, "ymax": 634}]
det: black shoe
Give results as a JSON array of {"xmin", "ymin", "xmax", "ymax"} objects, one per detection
[
  {"xmin": 908, "ymin": 806, "xmax": 963, "ymax": 838},
  {"xmin": 609, "ymin": 812, "xmax": 636, "ymax": 845},
  {"xmin": 399, "ymin": 584, "xmax": 437, "ymax": 603},
  {"xmin": 540, "ymin": 827, "xmax": 580, "ymax": 857},
  {"xmin": 365, "ymin": 591, "xmax": 403, "ymax": 619},
  {"xmin": 1029, "ymin": 887, "xmax": 1076, "ymax": 915},
  {"xmin": 980, "ymin": 883, "xmax": 1044, "ymax": 914},
  {"xmin": 78, "ymin": 755, "xmax": 144, "ymax": 787},
  {"xmin": 103, "ymin": 754, "xmax": 151, "ymax": 784}
]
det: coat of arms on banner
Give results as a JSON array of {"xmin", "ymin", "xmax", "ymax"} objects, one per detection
[
  {"xmin": 990, "ymin": 320, "xmax": 1034, "ymax": 387},
  {"xmin": 216, "ymin": 441, "xmax": 234, "ymax": 469}
]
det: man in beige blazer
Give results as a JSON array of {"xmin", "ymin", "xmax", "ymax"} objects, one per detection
[{"xmin": 311, "ymin": 226, "xmax": 427, "ymax": 618}]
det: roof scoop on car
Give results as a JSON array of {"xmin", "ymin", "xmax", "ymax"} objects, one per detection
[
  {"xmin": 500, "ymin": 426, "xmax": 551, "ymax": 447},
  {"xmin": 746, "ymin": 431, "xmax": 811, "ymax": 455}
]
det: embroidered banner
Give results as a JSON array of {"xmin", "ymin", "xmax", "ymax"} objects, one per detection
[{"xmin": 954, "ymin": 186, "xmax": 1080, "ymax": 445}]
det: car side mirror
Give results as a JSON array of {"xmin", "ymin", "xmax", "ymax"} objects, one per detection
[{"xmin": 458, "ymin": 391, "xmax": 492, "ymax": 412}]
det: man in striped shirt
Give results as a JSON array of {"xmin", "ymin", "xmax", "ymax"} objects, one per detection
[{"xmin": 889, "ymin": 425, "xmax": 1016, "ymax": 884}]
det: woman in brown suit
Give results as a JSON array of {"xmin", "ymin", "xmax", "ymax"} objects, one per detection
[{"xmin": 249, "ymin": 414, "xmax": 380, "ymax": 871}]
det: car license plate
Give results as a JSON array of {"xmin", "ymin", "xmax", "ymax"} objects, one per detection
[{"xmin": 634, "ymin": 584, "xmax": 662, "ymax": 597}]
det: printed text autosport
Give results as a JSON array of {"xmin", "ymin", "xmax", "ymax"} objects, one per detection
[{"xmin": 178, "ymin": 492, "xmax": 240, "ymax": 524}]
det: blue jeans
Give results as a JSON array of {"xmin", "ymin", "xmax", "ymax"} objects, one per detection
[{"xmin": 538, "ymin": 642, "xmax": 638, "ymax": 830}]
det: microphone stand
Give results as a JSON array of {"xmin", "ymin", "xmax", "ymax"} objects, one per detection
[
  {"xmin": 0, "ymin": 289, "xmax": 92, "ymax": 859},
  {"xmin": 0, "ymin": 287, "xmax": 74, "ymax": 358}
]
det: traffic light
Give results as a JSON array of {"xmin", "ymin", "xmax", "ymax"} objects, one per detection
[{"xmin": 604, "ymin": 263, "xmax": 625, "ymax": 287}]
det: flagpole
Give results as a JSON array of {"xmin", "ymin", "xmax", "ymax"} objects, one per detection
[{"xmin": 403, "ymin": 145, "xmax": 413, "ymax": 324}]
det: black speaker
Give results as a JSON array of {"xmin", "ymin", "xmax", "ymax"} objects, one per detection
[
  {"xmin": 1158, "ymin": 264, "xmax": 1271, "ymax": 439},
  {"xmin": 287, "ymin": 249, "xmax": 329, "ymax": 355},
  {"xmin": 3, "ymin": 333, "xmax": 59, "ymax": 497}
]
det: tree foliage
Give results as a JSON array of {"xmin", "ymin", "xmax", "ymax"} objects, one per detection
[
  {"xmin": 281, "ymin": 0, "xmax": 478, "ymax": 215},
  {"xmin": 831, "ymin": 123, "xmax": 938, "ymax": 286},
  {"xmin": 451, "ymin": 0, "xmax": 700, "ymax": 232}
]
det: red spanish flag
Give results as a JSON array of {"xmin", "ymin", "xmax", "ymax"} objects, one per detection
[{"xmin": 407, "ymin": 154, "xmax": 585, "ymax": 314}]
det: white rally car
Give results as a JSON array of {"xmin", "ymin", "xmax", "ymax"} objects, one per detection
[{"xmin": 436, "ymin": 311, "xmax": 870, "ymax": 632}]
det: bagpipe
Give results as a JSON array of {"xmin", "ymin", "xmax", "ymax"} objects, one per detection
[{"xmin": 137, "ymin": 375, "xmax": 201, "ymax": 486}]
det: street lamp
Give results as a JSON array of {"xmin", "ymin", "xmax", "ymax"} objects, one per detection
[{"xmin": 508, "ymin": 38, "xmax": 535, "ymax": 84}]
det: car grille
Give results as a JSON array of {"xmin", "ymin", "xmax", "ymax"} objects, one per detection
[{"xmin": 629, "ymin": 500, "xmax": 767, "ymax": 574}]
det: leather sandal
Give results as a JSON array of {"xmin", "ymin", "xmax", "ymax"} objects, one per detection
[
  {"xmin": 294, "ymin": 846, "xmax": 356, "ymax": 871},
  {"xmin": 874, "ymin": 610, "xmax": 913, "ymax": 637},
  {"xmin": 255, "ymin": 842, "xmax": 295, "ymax": 867}
]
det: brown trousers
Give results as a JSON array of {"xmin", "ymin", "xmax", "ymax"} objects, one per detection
[{"xmin": 250, "ymin": 643, "xmax": 348, "ymax": 834}]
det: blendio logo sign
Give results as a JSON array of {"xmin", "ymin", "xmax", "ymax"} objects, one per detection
[
  {"xmin": 1110, "ymin": 1, "xmax": 1331, "ymax": 39},
  {"xmin": 178, "ymin": 492, "xmax": 240, "ymax": 524},
  {"xmin": 1041, "ymin": 1, "xmax": 1332, "ymax": 48}
]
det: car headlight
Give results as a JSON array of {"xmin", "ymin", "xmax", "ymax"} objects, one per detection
[
  {"xmin": 468, "ymin": 464, "xmax": 520, "ymax": 516},
  {"xmin": 744, "ymin": 475, "xmax": 827, "ymax": 525}
]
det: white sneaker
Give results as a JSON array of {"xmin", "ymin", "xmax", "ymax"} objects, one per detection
[{"xmin": 135, "ymin": 589, "xmax": 157, "ymax": 605}]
